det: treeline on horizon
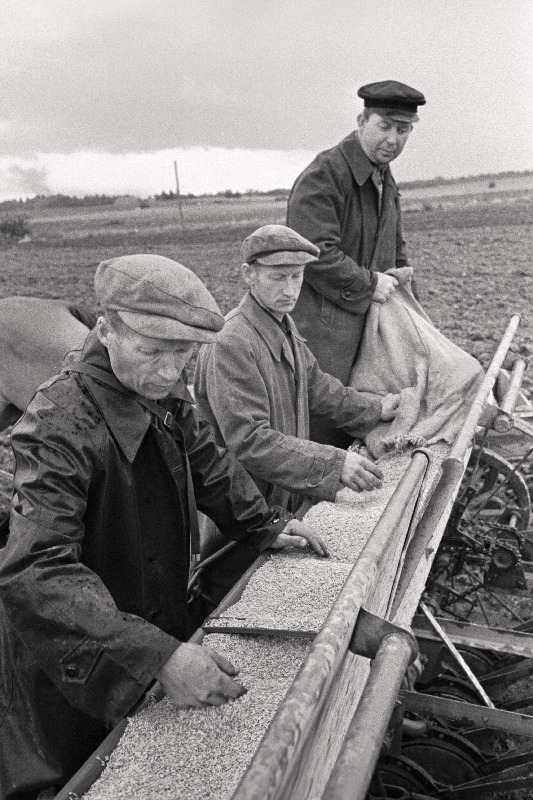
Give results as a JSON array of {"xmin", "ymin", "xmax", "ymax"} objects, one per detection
[{"xmin": 1, "ymin": 169, "xmax": 531, "ymax": 212}]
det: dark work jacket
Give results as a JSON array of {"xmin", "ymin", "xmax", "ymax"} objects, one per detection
[
  {"xmin": 287, "ymin": 131, "xmax": 408, "ymax": 387},
  {"xmin": 0, "ymin": 331, "xmax": 289, "ymax": 798}
]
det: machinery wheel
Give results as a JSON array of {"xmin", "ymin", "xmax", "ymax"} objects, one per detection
[
  {"xmin": 426, "ymin": 447, "xmax": 533, "ymax": 625},
  {"xmin": 439, "ymin": 645, "xmax": 500, "ymax": 679},
  {"xmin": 457, "ymin": 447, "xmax": 531, "ymax": 533},
  {"xmin": 421, "ymin": 674, "xmax": 485, "ymax": 705},
  {"xmin": 401, "ymin": 727, "xmax": 484, "ymax": 787},
  {"xmin": 374, "ymin": 755, "xmax": 439, "ymax": 795}
]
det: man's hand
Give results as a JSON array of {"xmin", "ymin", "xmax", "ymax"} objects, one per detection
[
  {"xmin": 271, "ymin": 519, "xmax": 330, "ymax": 557},
  {"xmin": 373, "ymin": 272, "xmax": 399, "ymax": 304},
  {"xmin": 380, "ymin": 393, "xmax": 401, "ymax": 421},
  {"xmin": 157, "ymin": 643, "xmax": 247, "ymax": 708},
  {"xmin": 340, "ymin": 451, "xmax": 384, "ymax": 492}
]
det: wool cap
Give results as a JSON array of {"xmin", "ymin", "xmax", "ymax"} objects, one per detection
[
  {"xmin": 241, "ymin": 225, "xmax": 320, "ymax": 267},
  {"xmin": 358, "ymin": 80, "xmax": 426, "ymax": 121},
  {"xmin": 94, "ymin": 254, "xmax": 224, "ymax": 342}
]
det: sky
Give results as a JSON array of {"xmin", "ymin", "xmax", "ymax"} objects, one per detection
[{"xmin": 1, "ymin": 0, "xmax": 532, "ymax": 201}]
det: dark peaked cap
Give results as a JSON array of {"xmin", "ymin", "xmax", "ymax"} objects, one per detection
[{"xmin": 358, "ymin": 80, "xmax": 426, "ymax": 113}]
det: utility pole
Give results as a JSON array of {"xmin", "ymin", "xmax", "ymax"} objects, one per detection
[{"xmin": 174, "ymin": 159, "xmax": 185, "ymax": 230}]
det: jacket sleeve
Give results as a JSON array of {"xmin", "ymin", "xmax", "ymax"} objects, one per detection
[
  {"xmin": 193, "ymin": 335, "xmax": 348, "ymax": 502},
  {"xmin": 287, "ymin": 154, "xmax": 378, "ymax": 314},
  {"xmin": 304, "ymin": 345, "xmax": 383, "ymax": 437},
  {"xmin": 179, "ymin": 395, "xmax": 292, "ymax": 550},
  {"xmin": 0, "ymin": 392, "xmax": 179, "ymax": 728}
]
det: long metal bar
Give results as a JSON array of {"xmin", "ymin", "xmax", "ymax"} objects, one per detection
[
  {"xmin": 418, "ymin": 602, "xmax": 494, "ymax": 708},
  {"xmin": 203, "ymin": 625, "xmax": 316, "ymax": 638},
  {"xmin": 400, "ymin": 690, "xmax": 533, "ymax": 738},
  {"xmin": 412, "ymin": 614, "xmax": 533, "ymax": 658},
  {"xmin": 231, "ymin": 451, "xmax": 429, "ymax": 800},
  {"xmin": 391, "ymin": 315, "xmax": 521, "ymax": 615},
  {"xmin": 449, "ymin": 314, "xmax": 520, "ymax": 460},
  {"xmin": 322, "ymin": 632, "xmax": 415, "ymax": 800},
  {"xmin": 441, "ymin": 761, "xmax": 533, "ymax": 799}
]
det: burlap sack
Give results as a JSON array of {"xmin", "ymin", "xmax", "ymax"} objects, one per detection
[{"xmin": 348, "ymin": 268, "xmax": 484, "ymax": 458}]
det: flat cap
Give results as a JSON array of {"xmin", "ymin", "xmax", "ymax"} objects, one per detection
[
  {"xmin": 358, "ymin": 80, "xmax": 426, "ymax": 119},
  {"xmin": 94, "ymin": 254, "xmax": 224, "ymax": 342},
  {"xmin": 241, "ymin": 225, "xmax": 320, "ymax": 267}
]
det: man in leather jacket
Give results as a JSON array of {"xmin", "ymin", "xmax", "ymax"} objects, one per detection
[{"xmin": 0, "ymin": 254, "xmax": 326, "ymax": 800}]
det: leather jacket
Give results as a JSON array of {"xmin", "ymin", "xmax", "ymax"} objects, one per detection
[{"xmin": 0, "ymin": 331, "xmax": 290, "ymax": 797}]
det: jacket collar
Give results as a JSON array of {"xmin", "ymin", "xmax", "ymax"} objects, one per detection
[
  {"xmin": 338, "ymin": 130, "xmax": 392, "ymax": 188},
  {"xmin": 65, "ymin": 330, "xmax": 193, "ymax": 462},
  {"xmin": 234, "ymin": 292, "xmax": 305, "ymax": 363}
]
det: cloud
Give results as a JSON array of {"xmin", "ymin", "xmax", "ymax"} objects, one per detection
[
  {"xmin": 0, "ymin": 162, "xmax": 50, "ymax": 198},
  {"xmin": 1, "ymin": 0, "xmax": 531, "ymax": 189}
]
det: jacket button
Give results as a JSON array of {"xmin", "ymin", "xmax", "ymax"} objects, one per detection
[
  {"xmin": 65, "ymin": 664, "xmax": 78, "ymax": 678},
  {"xmin": 341, "ymin": 289, "xmax": 354, "ymax": 300}
]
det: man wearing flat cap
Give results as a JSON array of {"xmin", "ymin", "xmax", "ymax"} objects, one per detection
[
  {"xmin": 194, "ymin": 226, "xmax": 400, "ymax": 554},
  {"xmin": 287, "ymin": 80, "xmax": 426, "ymax": 447},
  {"xmin": 0, "ymin": 254, "xmax": 327, "ymax": 799}
]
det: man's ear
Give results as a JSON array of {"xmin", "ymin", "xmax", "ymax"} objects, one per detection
[
  {"xmin": 96, "ymin": 316, "xmax": 110, "ymax": 347},
  {"xmin": 241, "ymin": 262, "xmax": 256, "ymax": 287}
]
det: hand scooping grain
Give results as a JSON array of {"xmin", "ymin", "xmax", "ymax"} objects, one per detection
[
  {"xmin": 340, "ymin": 451, "xmax": 384, "ymax": 492},
  {"xmin": 157, "ymin": 643, "xmax": 247, "ymax": 708},
  {"xmin": 270, "ymin": 518, "xmax": 330, "ymax": 556}
]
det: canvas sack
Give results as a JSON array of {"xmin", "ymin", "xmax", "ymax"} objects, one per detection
[{"xmin": 348, "ymin": 268, "xmax": 484, "ymax": 458}]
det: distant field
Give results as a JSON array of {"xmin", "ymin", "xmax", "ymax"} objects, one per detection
[{"xmin": 0, "ymin": 181, "xmax": 532, "ymax": 369}]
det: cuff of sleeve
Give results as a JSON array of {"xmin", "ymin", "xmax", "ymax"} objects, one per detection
[
  {"xmin": 343, "ymin": 400, "xmax": 382, "ymax": 439},
  {"xmin": 249, "ymin": 510, "xmax": 293, "ymax": 552}
]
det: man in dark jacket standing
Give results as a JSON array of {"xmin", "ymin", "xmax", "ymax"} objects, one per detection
[
  {"xmin": 0, "ymin": 254, "xmax": 325, "ymax": 800},
  {"xmin": 287, "ymin": 80, "xmax": 426, "ymax": 446}
]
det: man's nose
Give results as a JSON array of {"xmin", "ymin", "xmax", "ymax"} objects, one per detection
[
  {"xmin": 158, "ymin": 355, "xmax": 182, "ymax": 380},
  {"xmin": 283, "ymin": 280, "xmax": 298, "ymax": 296}
]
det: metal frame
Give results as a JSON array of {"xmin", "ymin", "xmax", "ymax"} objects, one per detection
[{"xmin": 54, "ymin": 316, "xmax": 524, "ymax": 800}]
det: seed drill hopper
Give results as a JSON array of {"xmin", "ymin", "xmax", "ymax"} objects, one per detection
[{"xmin": 43, "ymin": 315, "xmax": 533, "ymax": 799}]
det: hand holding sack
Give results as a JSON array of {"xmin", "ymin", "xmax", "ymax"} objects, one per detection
[{"xmin": 349, "ymin": 268, "xmax": 484, "ymax": 458}]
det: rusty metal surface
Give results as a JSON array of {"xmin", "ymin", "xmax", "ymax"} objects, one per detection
[
  {"xmin": 412, "ymin": 614, "xmax": 533, "ymax": 658},
  {"xmin": 349, "ymin": 607, "xmax": 418, "ymax": 661},
  {"xmin": 400, "ymin": 690, "xmax": 533, "ymax": 738},
  {"xmin": 322, "ymin": 631, "xmax": 416, "ymax": 800},
  {"xmin": 391, "ymin": 456, "xmax": 466, "ymax": 616},
  {"xmin": 418, "ymin": 602, "xmax": 494, "ymax": 708}
]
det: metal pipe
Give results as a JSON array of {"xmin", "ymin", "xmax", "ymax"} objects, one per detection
[
  {"xmin": 391, "ymin": 315, "xmax": 522, "ymax": 616},
  {"xmin": 493, "ymin": 358, "xmax": 527, "ymax": 433},
  {"xmin": 231, "ymin": 452, "xmax": 429, "ymax": 800},
  {"xmin": 419, "ymin": 601, "xmax": 495, "ymax": 708},
  {"xmin": 449, "ymin": 314, "xmax": 520, "ymax": 461},
  {"xmin": 401, "ymin": 690, "xmax": 533, "ymax": 740},
  {"xmin": 322, "ymin": 631, "xmax": 415, "ymax": 800},
  {"xmin": 390, "ymin": 456, "xmax": 465, "ymax": 616}
]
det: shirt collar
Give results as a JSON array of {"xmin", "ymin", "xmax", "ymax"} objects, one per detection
[
  {"xmin": 237, "ymin": 292, "xmax": 304, "ymax": 362},
  {"xmin": 338, "ymin": 130, "xmax": 390, "ymax": 187},
  {"xmin": 65, "ymin": 330, "xmax": 193, "ymax": 462}
]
